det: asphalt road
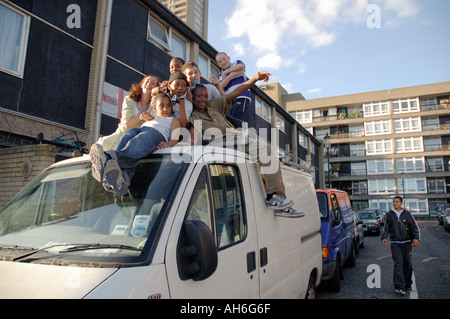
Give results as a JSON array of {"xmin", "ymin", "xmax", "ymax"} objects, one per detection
[{"xmin": 317, "ymin": 220, "xmax": 450, "ymax": 299}]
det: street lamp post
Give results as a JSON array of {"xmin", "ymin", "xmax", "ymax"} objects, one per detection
[{"xmin": 323, "ymin": 133, "xmax": 331, "ymax": 189}]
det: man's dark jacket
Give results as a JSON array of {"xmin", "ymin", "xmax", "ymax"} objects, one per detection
[{"xmin": 381, "ymin": 209, "xmax": 420, "ymax": 243}]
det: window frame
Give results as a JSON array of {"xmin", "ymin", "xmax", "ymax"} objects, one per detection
[
  {"xmin": 185, "ymin": 163, "xmax": 248, "ymax": 251},
  {"xmin": 0, "ymin": 2, "xmax": 30, "ymax": 78},
  {"xmin": 147, "ymin": 14, "xmax": 189, "ymax": 61}
]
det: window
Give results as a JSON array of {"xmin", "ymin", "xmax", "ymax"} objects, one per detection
[
  {"xmin": 276, "ymin": 113, "xmax": 285, "ymax": 133},
  {"xmin": 392, "ymin": 98, "xmax": 419, "ymax": 114},
  {"xmin": 363, "ymin": 101, "xmax": 389, "ymax": 117},
  {"xmin": 290, "ymin": 111, "xmax": 312, "ymax": 124},
  {"xmin": 396, "ymin": 157, "xmax": 425, "ymax": 173},
  {"xmin": 367, "ymin": 159, "xmax": 394, "ymax": 175},
  {"xmin": 395, "ymin": 137, "xmax": 423, "ymax": 153},
  {"xmin": 170, "ymin": 31, "xmax": 187, "ymax": 61},
  {"xmin": 314, "ymin": 128, "xmax": 329, "ymax": 141},
  {"xmin": 0, "ymin": 3, "xmax": 30, "ymax": 77},
  {"xmin": 351, "ymin": 162, "xmax": 366, "ymax": 176},
  {"xmin": 350, "ymin": 143, "xmax": 365, "ymax": 156},
  {"xmin": 394, "ymin": 117, "xmax": 421, "ymax": 133},
  {"xmin": 352, "ymin": 181, "xmax": 368, "ymax": 195},
  {"xmin": 368, "ymin": 179, "xmax": 395, "ymax": 195},
  {"xmin": 404, "ymin": 199, "xmax": 428, "ymax": 215},
  {"xmin": 426, "ymin": 157, "xmax": 444, "ymax": 172},
  {"xmin": 186, "ymin": 165, "xmax": 246, "ymax": 250},
  {"xmin": 366, "ymin": 139, "xmax": 393, "ymax": 155},
  {"xmin": 198, "ymin": 52, "xmax": 220, "ymax": 80},
  {"xmin": 365, "ymin": 120, "xmax": 391, "ymax": 136},
  {"xmin": 428, "ymin": 178, "xmax": 446, "ymax": 194},
  {"xmin": 398, "ymin": 177, "xmax": 427, "ymax": 194},
  {"xmin": 422, "ymin": 117, "xmax": 440, "ymax": 131},
  {"xmin": 349, "ymin": 125, "xmax": 364, "ymax": 137},
  {"xmin": 255, "ymin": 97, "xmax": 271, "ymax": 123},
  {"xmin": 148, "ymin": 15, "xmax": 188, "ymax": 60},
  {"xmin": 369, "ymin": 199, "xmax": 392, "ymax": 213},
  {"xmin": 424, "ymin": 137, "xmax": 442, "ymax": 151},
  {"xmin": 420, "ymin": 98, "xmax": 437, "ymax": 111},
  {"xmin": 298, "ymin": 133, "xmax": 307, "ymax": 148},
  {"xmin": 148, "ymin": 16, "xmax": 169, "ymax": 48}
]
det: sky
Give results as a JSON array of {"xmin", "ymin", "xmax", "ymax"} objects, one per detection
[{"xmin": 207, "ymin": 0, "xmax": 450, "ymax": 100}]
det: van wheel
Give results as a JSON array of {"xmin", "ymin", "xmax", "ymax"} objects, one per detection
[
  {"xmin": 327, "ymin": 256, "xmax": 341, "ymax": 293},
  {"xmin": 346, "ymin": 242, "xmax": 357, "ymax": 268},
  {"xmin": 305, "ymin": 272, "xmax": 317, "ymax": 299}
]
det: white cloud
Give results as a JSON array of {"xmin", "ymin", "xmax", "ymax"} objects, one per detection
[
  {"xmin": 308, "ymin": 88, "xmax": 322, "ymax": 94},
  {"xmin": 233, "ymin": 43, "xmax": 245, "ymax": 56},
  {"xmin": 299, "ymin": 63, "xmax": 307, "ymax": 75}
]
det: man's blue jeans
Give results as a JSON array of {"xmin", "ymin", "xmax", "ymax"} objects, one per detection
[{"xmin": 106, "ymin": 127, "xmax": 165, "ymax": 180}]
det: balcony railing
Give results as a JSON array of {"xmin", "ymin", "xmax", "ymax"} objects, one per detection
[
  {"xmin": 422, "ymin": 123, "xmax": 450, "ymax": 131},
  {"xmin": 420, "ymin": 103, "xmax": 450, "ymax": 112}
]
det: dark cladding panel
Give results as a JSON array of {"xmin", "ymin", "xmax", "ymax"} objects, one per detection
[
  {"xmin": 108, "ymin": 0, "xmax": 148, "ymax": 72},
  {"xmin": 18, "ymin": 19, "xmax": 91, "ymax": 129},
  {"xmin": 10, "ymin": 0, "xmax": 97, "ymax": 45}
]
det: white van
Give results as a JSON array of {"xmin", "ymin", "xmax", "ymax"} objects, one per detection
[{"xmin": 0, "ymin": 146, "xmax": 322, "ymax": 299}]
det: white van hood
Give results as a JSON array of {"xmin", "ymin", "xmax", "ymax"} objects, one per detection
[{"xmin": 0, "ymin": 261, "xmax": 117, "ymax": 299}]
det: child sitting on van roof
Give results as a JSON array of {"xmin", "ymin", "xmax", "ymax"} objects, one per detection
[{"xmin": 90, "ymin": 93, "xmax": 181, "ymax": 197}]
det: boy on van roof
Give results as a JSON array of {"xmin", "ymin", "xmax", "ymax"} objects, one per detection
[
  {"xmin": 182, "ymin": 61, "xmax": 224, "ymax": 101},
  {"xmin": 90, "ymin": 93, "xmax": 181, "ymax": 196}
]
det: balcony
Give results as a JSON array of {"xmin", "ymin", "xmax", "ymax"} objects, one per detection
[
  {"xmin": 420, "ymin": 103, "xmax": 450, "ymax": 112},
  {"xmin": 422, "ymin": 123, "xmax": 450, "ymax": 131}
]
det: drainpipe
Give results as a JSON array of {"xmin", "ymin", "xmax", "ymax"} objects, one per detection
[{"xmin": 93, "ymin": 0, "xmax": 113, "ymax": 143}]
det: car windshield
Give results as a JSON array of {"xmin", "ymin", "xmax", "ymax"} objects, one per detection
[
  {"xmin": 316, "ymin": 192, "xmax": 328, "ymax": 219},
  {"xmin": 358, "ymin": 212, "xmax": 376, "ymax": 219},
  {"xmin": 0, "ymin": 155, "xmax": 187, "ymax": 267}
]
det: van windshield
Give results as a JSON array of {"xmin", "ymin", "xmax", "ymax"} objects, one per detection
[
  {"xmin": 316, "ymin": 192, "xmax": 328, "ymax": 220},
  {"xmin": 0, "ymin": 155, "xmax": 187, "ymax": 267}
]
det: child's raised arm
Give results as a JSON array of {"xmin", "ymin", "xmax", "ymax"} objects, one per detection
[{"xmin": 225, "ymin": 72, "xmax": 271, "ymax": 104}]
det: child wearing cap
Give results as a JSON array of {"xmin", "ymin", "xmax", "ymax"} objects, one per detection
[{"xmin": 150, "ymin": 72, "xmax": 192, "ymax": 128}]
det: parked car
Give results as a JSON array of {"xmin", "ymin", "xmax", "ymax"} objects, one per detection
[
  {"xmin": 352, "ymin": 211, "xmax": 365, "ymax": 253},
  {"xmin": 316, "ymin": 189, "xmax": 357, "ymax": 292},
  {"xmin": 437, "ymin": 204, "xmax": 450, "ymax": 225},
  {"xmin": 443, "ymin": 208, "xmax": 450, "ymax": 232},
  {"xmin": 0, "ymin": 146, "xmax": 323, "ymax": 299},
  {"xmin": 357, "ymin": 210, "xmax": 381, "ymax": 235}
]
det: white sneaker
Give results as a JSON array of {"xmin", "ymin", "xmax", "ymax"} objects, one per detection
[
  {"xmin": 265, "ymin": 194, "xmax": 294, "ymax": 211},
  {"xmin": 275, "ymin": 207, "xmax": 305, "ymax": 218},
  {"xmin": 103, "ymin": 160, "xmax": 129, "ymax": 197}
]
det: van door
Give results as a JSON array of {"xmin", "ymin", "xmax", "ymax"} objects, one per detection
[
  {"xmin": 165, "ymin": 161, "xmax": 259, "ymax": 298},
  {"xmin": 330, "ymin": 193, "xmax": 345, "ymax": 261}
]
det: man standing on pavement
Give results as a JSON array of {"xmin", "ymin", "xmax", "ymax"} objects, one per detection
[{"xmin": 381, "ymin": 196, "xmax": 420, "ymax": 296}]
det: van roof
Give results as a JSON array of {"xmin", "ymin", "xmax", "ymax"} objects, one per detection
[
  {"xmin": 49, "ymin": 145, "xmax": 252, "ymax": 169},
  {"xmin": 316, "ymin": 189, "xmax": 348, "ymax": 195}
]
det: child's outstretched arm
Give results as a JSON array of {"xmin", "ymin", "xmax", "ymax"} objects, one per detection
[{"xmin": 225, "ymin": 72, "xmax": 271, "ymax": 104}]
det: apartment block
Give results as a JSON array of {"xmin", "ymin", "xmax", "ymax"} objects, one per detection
[
  {"xmin": 263, "ymin": 82, "xmax": 450, "ymax": 216},
  {"xmin": 158, "ymin": 0, "xmax": 209, "ymax": 40}
]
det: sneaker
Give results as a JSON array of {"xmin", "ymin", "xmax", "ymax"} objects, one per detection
[
  {"xmin": 405, "ymin": 285, "xmax": 412, "ymax": 291},
  {"xmin": 275, "ymin": 207, "xmax": 305, "ymax": 218},
  {"xmin": 103, "ymin": 160, "xmax": 129, "ymax": 197},
  {"xmin": 90, "ymin": 143, "xmax": 107, "ymax": 183},
  {"xmin": 394, "ymin": 288, "xmax": 406, "ymax": 296},
  {"xmin": 265, "ymin": 194, "xmax": 294, "ymax": 211}
]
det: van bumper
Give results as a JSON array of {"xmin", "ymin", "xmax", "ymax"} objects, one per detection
[{"xmin": 321, "ymin": 260, "xmax": 336, "ymax": 281}]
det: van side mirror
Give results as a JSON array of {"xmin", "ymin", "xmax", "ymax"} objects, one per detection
[{"xmin": 177, "ymin": 220, "xmax": 218, "ymax": 281}]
